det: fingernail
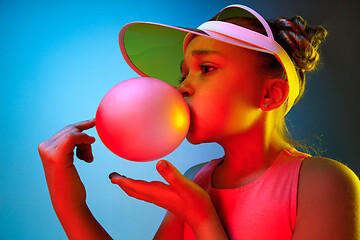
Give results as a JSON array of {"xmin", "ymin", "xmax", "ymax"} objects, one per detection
[
  {"xmin": 157, "ymin": 160, "xmax": 168, "ymax": 171},
  {"xmin": 109, "ymin": 172, "xmax": 126, "ymax": 180}
]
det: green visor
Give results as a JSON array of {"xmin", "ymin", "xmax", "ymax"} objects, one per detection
[
  {"xmin": 118, "ymin": 4, "xmax": 300, "ymax": 114},
  {"xmin": 119, "ymin": 24, "xmax": 210, "ymax": 86}
]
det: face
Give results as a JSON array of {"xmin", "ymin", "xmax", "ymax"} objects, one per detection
[{"xmin": 178, "ymin": 36, "xmax": 265, "ymax": 144}]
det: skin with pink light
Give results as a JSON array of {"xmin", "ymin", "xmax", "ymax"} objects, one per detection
[{"xmin": 39, "ymin": 25, "xmax": 359, "ymax": 240}]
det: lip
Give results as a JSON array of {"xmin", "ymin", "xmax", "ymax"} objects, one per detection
[
  {"xmin": 184, "ymin": 99, "xmax": 194, "ymax": 130},
  {"xmin": 183, "ymin": 98, "xmax": 192, "ymax": 115}
]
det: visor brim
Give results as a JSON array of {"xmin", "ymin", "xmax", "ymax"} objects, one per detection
[
  {"xmin": 118, "ymin": 4, "xmax": 300, "ymax": 115},
  {"xmin": 119, "ymin": 22, "xmax": 210, "ymax": 86},
  {"xmin": 119, "ymin": 21, "xmax": 277, "ymax": 86}
]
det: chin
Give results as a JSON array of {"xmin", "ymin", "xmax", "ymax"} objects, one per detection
[
  {"xmin": 185, "ymin": 131, "xmax": 203, "ymax": 145},
  {"xmin": 185, "ymin": 131, "xmax": 215, "ymax": 145},
  {"xmin": 186, "ymin": 136, "xmax": 202, "ymax": 145}
]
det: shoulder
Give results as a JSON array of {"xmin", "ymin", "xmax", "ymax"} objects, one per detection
[
  {"xmin": 299, "ymin": 156, "xmax": 359, "ymax": 192},
  {"xmin": 184, "ymin": 162, "xmax": 209, "ymax": 180},
  {"xmin": 298, "ymin": 156, "xmax": 359, "ymax": 211},
  {"xmin": 294, "ymin": 156, "xmax": 360, "ymax": 239}
]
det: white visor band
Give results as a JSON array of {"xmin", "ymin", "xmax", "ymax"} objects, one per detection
[{"xmin": 119, "ymin": 4, "xmax": 300, "ymax": 114}]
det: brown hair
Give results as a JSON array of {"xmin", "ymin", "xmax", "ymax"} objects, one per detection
[
  {"xmin": 210, "ymin": 13, "xmax": 327, "ymax": 103},
  {"xmin": 211, "ymin": 13, "xmax": 328, "ymax": 151},
  {"xmin": 269, "ymin": 16, "xmax": 327, "ymax": 104}
]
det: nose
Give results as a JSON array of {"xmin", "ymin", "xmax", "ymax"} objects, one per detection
[{"xmin": 177, "ymin": 79, "xmax": 195, "ymax": 98}]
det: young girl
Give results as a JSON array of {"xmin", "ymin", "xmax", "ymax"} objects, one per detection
[{"xmin": 38, "ymin": 4, "xmax": 359, "ymax": 240}]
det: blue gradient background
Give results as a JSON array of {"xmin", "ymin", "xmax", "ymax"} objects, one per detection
[{"xmin": 1, "ymin": 0, "xmax": 359, "ymax": 239}]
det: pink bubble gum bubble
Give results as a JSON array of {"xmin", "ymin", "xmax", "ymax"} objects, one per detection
[{"xmin": 95, "ymin": 77, "xmax": 190, "ymax": 162}]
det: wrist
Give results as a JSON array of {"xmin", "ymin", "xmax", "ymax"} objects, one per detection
[
  {"xmin": 52, "ymin": 195, "xmax": 88, "ymax": 215},
  {"xmin": 53, "ymin": 201, "xmax": 88, "ymax": 222},
  {"xmin": 191, "ymin": 207, "xmax": 229, "ymax": 240},
  {"xmin": 55, "ymin": 203, "xmax": 113, "ymax": 240},
  {"xmin": 45, "ymin": 165, "xmax": 87, "ymax": 211}
]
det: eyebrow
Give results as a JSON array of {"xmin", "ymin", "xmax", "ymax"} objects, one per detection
[
  {"xmin": 191, "ymin": 50, "xmax": 220, "ymax": 56},
  {"xmin": 180, "ymin": 50, "xmax": 221, "ymax": 72}
]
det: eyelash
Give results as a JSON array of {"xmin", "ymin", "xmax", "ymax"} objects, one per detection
[
  {"xmin": 179, "ymin": 76, "xmax": 187, "ymax": 84},
  {"xmin": 179, "ymin": 65, "xmax": 216, "ymax": 83},
  {"xmin": 200, "ymin": 65, "xmax": 216, "ymax": 74}
]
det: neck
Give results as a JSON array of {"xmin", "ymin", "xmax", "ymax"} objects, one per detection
[{"xmin": 214, "ymin": 115, "xmax": 290, "ymax": 188}]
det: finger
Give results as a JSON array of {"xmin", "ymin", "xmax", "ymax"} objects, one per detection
[
  {"xmin": 51, "ymin": 119, "xmax": 95, "ymax": 141},
  {"xmin": 156, "ymin": 160, "xmax": 199, "ymax": 196},
  {"xmin": 109, "ymin": 173, "xmax": 177, "ymax": 206},
  {"xmin": 76, "ymin": 143, "xmax": 94, "ymax": 163},
  {"xmin": 56, "ymin": 131, "xmax": 96, "ymax": 154},
  {"xmin": 72, "ymin": 118, "xmax": 96, "ymax": 131},
  {"xmin": 117, "ymin": 184, "xmax": 153, "ymax": 203},
  {"xmin": 122, "ymin": 187, "xmax": 151, "ymax": 202},
  {"xmin": 110, "ymin": 174, "xmax": 159, "ymax": 196},
  {"xmin": 109, "ymin": 174, "xmax": 154, "ymax": 201}
]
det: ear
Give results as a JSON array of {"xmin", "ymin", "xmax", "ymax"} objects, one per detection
[{"xmin": 260, "ymin": 79, "xmax": 289, "ymax": 111}]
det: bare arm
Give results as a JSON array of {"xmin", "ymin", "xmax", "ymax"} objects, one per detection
[
  {"xmin": 293, "ymin": 157, "xmax": 360, "ymax": 240},
  {"xmin": 38, "ymin": 119, "xmax": 112, "ymax": 240},
  {"xmin": 153, "ymin": 211, "xmax": 184, "ymax": 240}
]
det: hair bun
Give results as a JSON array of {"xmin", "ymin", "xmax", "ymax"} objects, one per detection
[{"xmin": 272, "ymin": 16, "xmax": 327, "ymax": 71}]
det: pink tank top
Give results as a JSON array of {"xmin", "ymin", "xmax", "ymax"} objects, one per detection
[{"xmin": 183, "ymin": 148, "xmax": 311, "ymax": 240}]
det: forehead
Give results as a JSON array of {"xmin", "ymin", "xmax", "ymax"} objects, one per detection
[{"xmin": 185, "ymin": 36, "xmax": 257, "ymax": 60}]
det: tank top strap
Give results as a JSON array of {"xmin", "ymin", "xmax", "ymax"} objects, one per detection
[{"xmin": 191, "ymin": 158, "xmax": 223, "ymax": 191}]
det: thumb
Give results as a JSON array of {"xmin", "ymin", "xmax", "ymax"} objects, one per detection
[
  {"xmin": 76, "ymin": 143, "xmax": 94, "ymax": 163},
  {"xmin": 156, "ymin": 160, "xmax": 194, "ymax": 195}
]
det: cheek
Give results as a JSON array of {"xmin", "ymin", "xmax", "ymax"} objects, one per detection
[
  {"xmin": 185, "ymin": 96, "xmax": 223, "ymax": 143},
  {"xmin": 186, "ymin": 95, "xmax": 234, "ymax": 142},
  {"xmin": 185, "ymin": 73, "xmax": 263, "ymax": 143},
  {"xmin": 188, "ymin": 91, "xmax": 261, "ymax": 141}
]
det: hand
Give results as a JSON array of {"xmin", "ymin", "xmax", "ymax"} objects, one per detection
[
  {"xmin": 38, "ymin": 119, "xmax": 114, "ymax": 240},
  {"xmin": 109, "ymin": 160, "xmax": 218, "ymax": 232},
  {"xmin": 38, "ymin": 119, "xmax": 96, "ymax": 209},
  {"xmin": 38, "ymin": 119, "xmax": 96, "ymax": 168}
]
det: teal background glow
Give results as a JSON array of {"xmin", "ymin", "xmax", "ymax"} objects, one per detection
[{"xmin": 1, "ymin": 0, "xmax": 359, "ymax": 239}]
